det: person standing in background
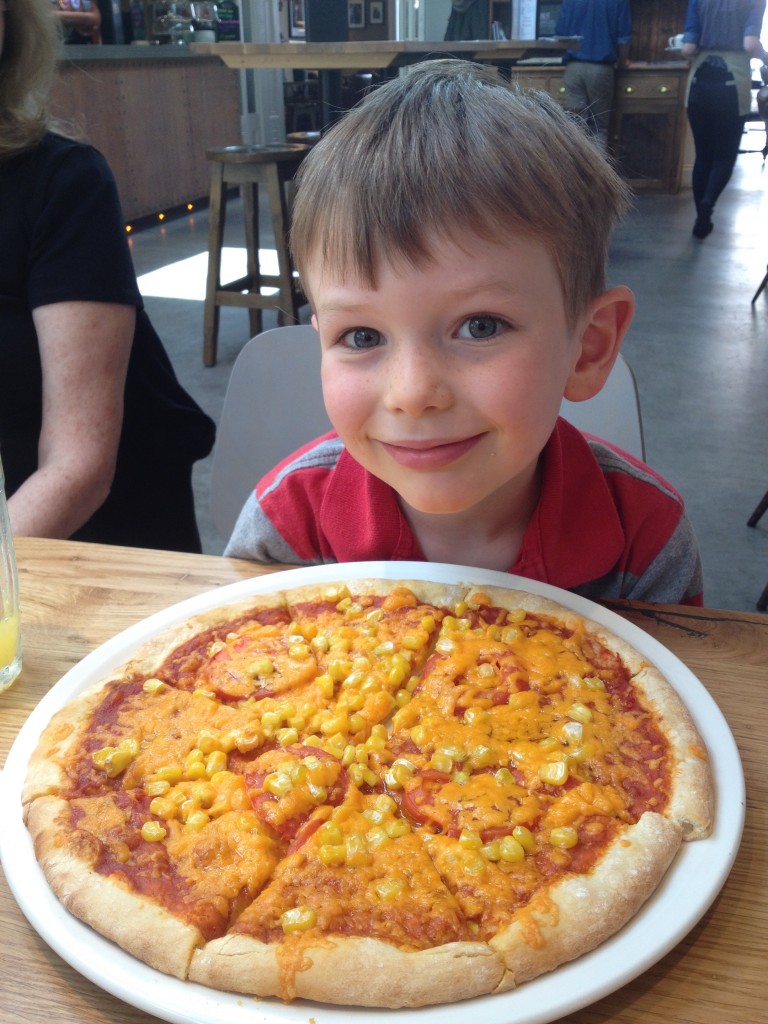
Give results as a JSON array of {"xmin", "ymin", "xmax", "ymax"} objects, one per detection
[
  {"xmin": 682, "ymin": 0, "xmax": 768, "ymax": 240},
  {"xmin": 555, "ymin": 0, "xmax": 633, "ymax": 150}
]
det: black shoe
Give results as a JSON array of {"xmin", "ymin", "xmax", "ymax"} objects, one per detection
[{"xmin": 693, "ymin": 203, "xmax": 713, "ymax": 240}]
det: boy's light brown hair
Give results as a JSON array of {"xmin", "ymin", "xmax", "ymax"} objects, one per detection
[{"xmin": 290, "ymin": 59, "xmax": 632, "ymax": 329}]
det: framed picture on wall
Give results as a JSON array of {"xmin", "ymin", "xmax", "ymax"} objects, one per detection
[
  {"xmin": 348, "ymin": 1, "xmax": 364, "ymax": 28},
  {"xmin": 369, "ymin": 0, "xmax": 383, "ymax": 24},
  {"xmin": 288, "ymin": 0, "xmax": 305, "ymax": 38}
]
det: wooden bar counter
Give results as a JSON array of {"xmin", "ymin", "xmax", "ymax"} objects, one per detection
[
  {"xmin": 188, "ymin": 38, "xmax": 573, "ymax": 70},
  {"xmin": 52, "ymin": 46, "xmax": 242, "ymax": 222},
  {"xmin": 1, "ymin": 537, "xmax": 765, "ymax": 1023}
]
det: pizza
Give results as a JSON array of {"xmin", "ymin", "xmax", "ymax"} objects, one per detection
[{"xmin": 22, "ymin": 577, "xmax": 714, "ymax": 1009}]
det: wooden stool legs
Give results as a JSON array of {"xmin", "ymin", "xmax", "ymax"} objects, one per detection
[
  {"xmin": 203, "ymin": 146, "xmax": 307, "ymax": 367},
  {"xmin": 203, "ymin": 162, "xmax": 226, "ymax": 368}
]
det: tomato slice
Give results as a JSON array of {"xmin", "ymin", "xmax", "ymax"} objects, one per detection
[{"xmin": 244, "ymin": 745, "xmax": 348, "ymax": 843}]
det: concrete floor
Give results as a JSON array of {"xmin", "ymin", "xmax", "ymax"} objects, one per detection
[{"xmin": 129, "ymin": 130, "xmax": 768, "ymax": 613}]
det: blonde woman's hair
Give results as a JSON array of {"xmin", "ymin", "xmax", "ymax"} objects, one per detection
[
  {"xmin": 0, "ymin": 0, "xmax": 61, "ymax": 160},
  {"xmin": 290, "ymin": 59, "xmax": 632, "ymax": 327}
]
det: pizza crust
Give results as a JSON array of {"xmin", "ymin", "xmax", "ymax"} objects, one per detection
[{"xmin": 190, "ymin": 933, "xmax": 512, "ymax": 1007}]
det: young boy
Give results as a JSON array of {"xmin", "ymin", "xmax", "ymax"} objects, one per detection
[{"xmin": 225, "ymin": 59, "xmax": 703, "ymax": 606}]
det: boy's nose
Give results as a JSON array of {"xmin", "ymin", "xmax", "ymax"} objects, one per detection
[{"xmin": 383, "ymin": 345, "xmax": 453, "ymax": 415}]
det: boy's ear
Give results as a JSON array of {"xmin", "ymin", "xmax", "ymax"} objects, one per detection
[{"xmin": 563, "ymin": 286, "xmax": 635, "ymax": 402}]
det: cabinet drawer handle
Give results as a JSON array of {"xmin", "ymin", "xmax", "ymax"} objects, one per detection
[
  {"xmin": 558, "ymin": 86, "xmax": 566, "ymax": 93},
  {"xmin": 624, "ymin": 85, "xmax": 635, "ymax": 94},
  {"xmin": 658, "ymin": 85, "xmax": 670, "ymax": 94}
]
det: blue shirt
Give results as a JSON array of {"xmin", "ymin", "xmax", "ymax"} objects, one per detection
[
  {"xmin": 556, "ymin": 0, "xmax": 633, "ymax": 64},
  {"xmin": 683, "ymin": 0, "xmax": 766, "ymax": 50}
]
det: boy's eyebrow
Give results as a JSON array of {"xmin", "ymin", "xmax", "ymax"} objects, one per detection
[{"xmin": 315, "ymin": 273, "xmax": 529, "ymax": 308}]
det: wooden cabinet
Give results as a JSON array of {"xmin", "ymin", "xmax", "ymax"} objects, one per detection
[
  {"xmin": 610, "ymin": 68, "xmax": 686, "ymax": 192},
  {"xmin": 510, "ymin": 68, "xmax": 567, "ymax": 104},
  {"xmin": 506, "ymin": 65, "xmax": 687, "ymax": 193}
]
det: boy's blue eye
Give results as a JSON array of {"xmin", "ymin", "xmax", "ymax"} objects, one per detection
[
  {"xmin": 459, "ymin": 315, "xmax": 502, "ymax": 340},
  {"xmin": 343, "ymin": 327, "xmax": 382, "ymax": 349}
]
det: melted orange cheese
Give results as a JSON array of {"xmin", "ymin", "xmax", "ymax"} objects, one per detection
[{"xmin": 57, "ymin": 585, "xmax": 673, "ymax": 971}]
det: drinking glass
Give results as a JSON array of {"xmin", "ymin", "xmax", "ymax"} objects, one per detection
[{"xmin": 0, "ymin": 453, "xmax": 21, "ymax": 692}]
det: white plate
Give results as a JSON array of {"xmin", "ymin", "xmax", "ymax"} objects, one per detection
[{"xmin": 0, "ymin": 562, "xmax": 745, "ymax": 1024}]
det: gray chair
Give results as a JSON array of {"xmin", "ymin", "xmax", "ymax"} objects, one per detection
[
  {"xmin": 210, "ymin": 325, "xmax": 330, "ymax": 541},
  {"xmin": 210, "ymin": 325, "xmax": 645, "ymax": 541},
  {"xmin": 560, "ymin": 355, "xmax": 645, "ymax": 461}
]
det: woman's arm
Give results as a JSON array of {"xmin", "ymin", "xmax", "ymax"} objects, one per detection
[
  {"xmin": 8, "ymin": 300, "xmax": 134, "ymax": 538},
  {"xmin": 744, "ymin": 34, "xmax": 768, "ymax": 63},
  {"xmin": 681, "ymin": 0, "xmax": 700, "ymax": 56}
]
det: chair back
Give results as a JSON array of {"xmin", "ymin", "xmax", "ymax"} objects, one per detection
[
  {"xmin": 210, "ymin": 326, "xmax": 645, "ymax": 541},
  {"xmin": 560, "ymin": 354, "xmax": 645, "ymax": 461},
  {"xmin": 210, "ymin": 325, "xmax": 330, "ymax": 540}
]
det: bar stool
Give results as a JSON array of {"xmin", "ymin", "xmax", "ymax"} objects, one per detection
[
  {"xmin": 286, "ymin": 131, "xmax": 322, "ymax": 148},
  {"xmin": 203, "ymin": 144, "xmax": 310, "ymax": 367}
]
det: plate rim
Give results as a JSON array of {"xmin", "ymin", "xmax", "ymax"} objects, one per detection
[{"xmin": 0, "ymin": 561, "xmax": 746, "ymax": 1024}]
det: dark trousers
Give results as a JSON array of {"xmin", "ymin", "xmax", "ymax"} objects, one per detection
[{"xmin": 687, "ymin": 69, "xmax": 744, "ymax": 214}]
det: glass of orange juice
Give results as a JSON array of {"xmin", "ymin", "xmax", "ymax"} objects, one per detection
[{"xmin": 0, "ymin": 453, "xmax": 21, "ymax": 692}]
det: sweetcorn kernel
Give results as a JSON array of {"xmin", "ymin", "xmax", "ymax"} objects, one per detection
[
  {"xmin": 145, "ymin": 780, "xmax": 171, "ymax": 798},
  {"xmin": 567, "ymin": 702, "xmax": 594, "ymax": 723},
  {"xmin": 249, "ymin": 657, "xmax": 274, "ymax": 677},
  {"xmin": 149, "ymin": 797, "xmax": 179, "ymax": 820},
  {"xmin": 498, "ymin": 836, "xmax": 525, "ymax": 863},
  {"xmin": 550, "ymin": 826, "xmax": 579, "ymax": 849},
  {"xmin": 276, "ymin": 727, "xmax": 299, "ymax": 746},
  {"xmin": 280, "ymin": 906, "xmax": 317, "ymax": 933},
  {"xmin": 141, "ymin": 821, "xmax": 167, "ymax": 842},
  {"xmin": 142, "ymin": 677, "xmax": 168, "ymax": 694},
  {"xmin": 538, "ymin": 761, "xmax": 569, "ymax": 785},
  {"xmin": 206, "ymin": 750, "xmax": 228, "ymax": 776},
  {"xmin": 317, "ymin": 821, "xmax": 343, "ymax": 845},
  {"xmin": 512, "ymin": 825, "xmax": 536, "ymax": 854},
  {"xmin": 345, "ymin": 833, "xmax": 372, "ymax": 867},
  {"xmin": 463, "ymin": 852, "xmax": 487, "ymax": 875},
  {"xmin": 458, "ymin": 829, "xmax": 482, "ymax": 850},
  {"xmin": 384, "ymin": 819, "xmax": 410, "ymax": 838},
  {"xmin": 265, "ymin": 772, "xmax": 293, "ymax": 797},
  {"xmin": 468, "ymin": 745, "xmax": 494, "ymax": 769},
  {"xmin": 376, "ymin": 877, "xmax": 406, "ymax": 901},
  {"xmin": 429, "ymin": 751, "xmax": 454, "ymax": 774}
]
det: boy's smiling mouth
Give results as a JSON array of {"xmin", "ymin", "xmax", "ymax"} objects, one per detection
[{"xmin": 380, "ymin": 434, "xmax": 485, "ymax": 469}]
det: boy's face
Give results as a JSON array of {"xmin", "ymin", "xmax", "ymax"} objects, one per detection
[{"xmin": 309, "ymin": 231, "xmax": 588, "ymax": 523}]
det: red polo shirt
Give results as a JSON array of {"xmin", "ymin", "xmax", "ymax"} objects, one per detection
[{"xmin": 227, "ymin": 419, "xmax": 703, "ymax": 605}]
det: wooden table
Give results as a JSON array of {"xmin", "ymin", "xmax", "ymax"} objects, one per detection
[{"xmin": 1, "ymin": 536, "xmax": 766, "ymax": 1024}]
